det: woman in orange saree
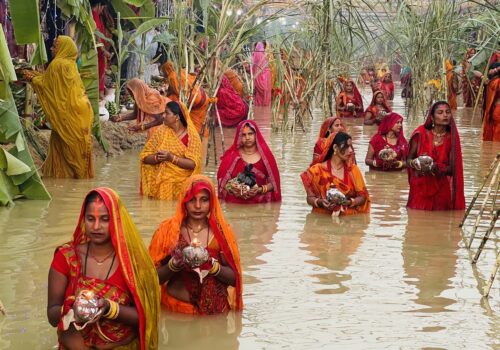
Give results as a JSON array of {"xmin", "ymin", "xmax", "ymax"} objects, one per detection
[
  {"xmin": 140, "ymin": 101, "xmax": 202, "ymax": 200},
  {"xmin": 312, "ymin": 117, "xmax": 345, "ymax": 165},
  {"xmin": 301, "ymin": 132, "xmax": 370, "ymax": 216},
  {"xmin": 407, "ymin": 101, "xmax": 465, "ymax": 210},
  {"xmin": 28, "ymin": 36, "xmax": 93, "ymax": 179},
  {"xmin": 363, "ymin": 90, "xmax": 392, "ymax": 125},
  {"xmin": 111, "ymin": 78, "xmax": 168, "ymax": 140},
  {"xmin": 161, "ymin": 61, "xmax": 210, "ymax": 134},
  {"xmin": 149, "ymin": 175, "xmax": 243, "ymax": 315},
  {"xmin": 482, "ymin": 63, "xmax": 500, "ymax": 141},
  {"xmin": 336, "ymin": 79, "xmax": 364, "ymax": 118},
  {"xmin": 224, "ymin": 69, "xmax": 245, "ymax": 97},
  {"xmin": 47, "ymin": 188, "xmax": 160, "ymax": 349}
]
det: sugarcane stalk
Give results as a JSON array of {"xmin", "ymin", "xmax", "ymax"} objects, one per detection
[
  {"xmin": 469, "ymin": 159, "xmax": 500, "ymax": 248},
  {"xmin": 213, "ymin": 104, "xmax": 225, "ymax": 155},
  {"xmin": 483, "ymin": 253, "xmax": 500, "ymax": 298},
  {"xmin": 460, "ymin": 153, "xmax": 500, "ymax": 227}
]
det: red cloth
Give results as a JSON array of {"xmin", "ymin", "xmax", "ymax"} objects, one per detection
[
  {"xmin": 407, "ymin": 104, "xmax": 465, "ymax": 210},
  {"xmin": 217, "ymin": 120, "xmax": 281, "ymax": 202},
  {"xmin": 364, "ymin": 90, "xmax": 391, "ymax": 124},
  {"xmin": 380, "ymin": 75, "xmax": 395, "ymax": 100},
  {"xmin": 51, "ymin": 248, "xmax": 129, "ymax": 299},
  {"xmin": 336, "ymin": 79, "xmax": 364, "ymax": 118},
  {"xmin": 92, "ymin": 9, "xmax": 106, "ymax": 93},
  {"xmin": 216, "ymin": 76, "xmax": 248, "ymax": 127},
  {"xmin": 482, "ymin": 77, "xmax": 500, "ymax": 141},
  {"xmin": 369, "ymin": 113, "xmax": 408, "ymax": 171}
]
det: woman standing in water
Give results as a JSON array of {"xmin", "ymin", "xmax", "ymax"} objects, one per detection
[
  {"xmin": 47, "ymin": 188, "xmax": 160, "ymax": 349},
  {"xmin": 149, "ymin": 175, "xmax": 243, "ymax": 315},
  {"xmin": 364, "ymin": 90, "xmax": 392, "ymax": 125},
  {"xmin": 336, "ymin": 80, "xmax": 364, "ymax": 118},
  {"xmin": 252, "ymin": 41, "xmax": 272, "ymax": 107},
  {"xmin": 301, "ymin": 132, "xmax": 370, "ymax": 216},
  {"xmin": 217, "ymin": 120, "xmax": 281, "ymax": 203},
  {"xmin": 312, "ymin": 117, "xmax": 345, "ymax": 164},
  {"xmin": 406, "ymin": 101, "xmax": 465, "ymax": 210},
  {"xmin": 26, "ymin": 36, "xmax": 93, "ymax": 178},
  {"xmin": 365, "ymin": 112, "xmax": 408, "ymax": 171},
  {"xmin": 140, "ymin": 101, "xmax": 202, "ymax": 200}
]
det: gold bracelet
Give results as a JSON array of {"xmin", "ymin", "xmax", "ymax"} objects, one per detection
[
  {"xmin": 209, "ymin": 260, "xmax": 220, "ymax": 275},
  {"xmin": 168, "ymin": 257, "xmax": 182, "ymax": 272},
  {"xmin": 104, "ymin": 300, "xmax": 119, "ymax": 319},
  {"xmin": 172, "ymin": 155, "xmax": 179, "ymax": 165}
]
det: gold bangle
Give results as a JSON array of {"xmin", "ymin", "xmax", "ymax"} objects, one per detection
[
  {"xmin": 209, "ymin": 261, "xmax": 220, "ymax": 275},
  {"xmin": 104, "ymin": 300, "xmax": 119, "ymax": 319},
  {"xmin": 172, "ymin": 155, "xmax": 179, "ymax": 165},
  {"xmin": 168, "ymin": 257, "xmax": 182, "ymax": 272}
]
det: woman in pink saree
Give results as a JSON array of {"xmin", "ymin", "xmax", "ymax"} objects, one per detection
[{"xmin": 252, "ymin": 42, "xmax": 272, "ymax": 107}]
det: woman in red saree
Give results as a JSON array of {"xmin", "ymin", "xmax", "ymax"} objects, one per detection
[
  {"xmin": 363, "ymin": 90, "xmax": 392, "ymax": 125},
  {"xmin": 252, "ymin": 41, "xmax": 272, "ymax": 107},
  {"xmin": 217, "ymin": 120, "xmax": 281, "ymax": 203},
  {"xmin": 312, "ymin": 117, "xmax": 345, "ymax": 164},
  {"xmin": 336, "ymin": 79, "xmax": 364, "ymax": 118},
  {"xmin": 216, "ymin": 75, "xmax": 249, "ymax": 127},
  {"xmin": 365, "ymin": 112, "xmax": 408, "ymax": 171},
  {"xmin": 301, "ymin": 132, "xmax": 370, "ymax": 216},
  {"xmin": 111, "ymin": 78, "xmax": 168, "ymax": 140},
  {"xmin": 380, "ymin": 72, "xmax": 395, "ymax": 100},
  {"xmin": 47, "ymin": 188, "xmax": 160, "ymax": 349},
  {"xmin": 407, "ymin": 101, "xmax": 465, "ymax": 210},
  {"xmin": 482, "ymin": 63, "xmax": 500, "ymax": 141},
  {"xmin": 149, "ymin": 175, "xmax": 243, "ymax": 315}
]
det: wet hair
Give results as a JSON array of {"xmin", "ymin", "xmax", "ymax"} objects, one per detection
[
  {"xmin": 324, "ymin": 131, "xmax": 352, "ymax": 160},
  {"xmin": 426, "ymin": 100, "xmax": 451, "ymax": 131},
  {"xmin": 166, "ymin": 101, "xmax": 187, "ymax": 128},
  {"xmin": 84, "ymin": 191, "xmax": 105, "ymax": 213}
]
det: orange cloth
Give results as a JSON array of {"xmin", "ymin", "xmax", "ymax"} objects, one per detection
[
  {"xmin": 224, "ymin": 69, "xmax": 245, "ymax": 97},
  {"xmin": 31, "ymin": 36, "xmax": 93, "ymax": 179},
  {"xmin": 140, "ymin": 122, "xmax": 201, "ymax": 200},
  {"xmin": 162, "ymin": 62, "xmax": 209, "ymax": 134},
  {"xmin": 482, "ymin": 77, "xmax": 500, "ymax": 141},
  {"xmin": 446, "ymin": 60, "xmax": 458, "ymax": 110},
  {"xmin": 148, "ymin": 175, "xmax": 243, "ymax": 314},
  {"xmin": 301, "ymin": 162, "xmax": 370, "ymax": 216}
]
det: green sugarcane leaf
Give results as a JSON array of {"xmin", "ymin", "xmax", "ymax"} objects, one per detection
[
  {"xmin": 0, "ymin": 25, "xmax": 17, "ymax": 83},
  {"xmin": 9, "ymin": 0, "xmax": 40, "ymax": 44}
]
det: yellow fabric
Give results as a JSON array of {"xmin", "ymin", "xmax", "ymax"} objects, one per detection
[
  {"xmin": 76, "ymin": 188, "xmax": 161, "ymax": 350},
  {"xmin": 140, "ymin": 121, "xmax": 201, "ymax": 200},
  {"xmin": 31, "ymin": 36, "xmax": 93, "ymax": 178}
]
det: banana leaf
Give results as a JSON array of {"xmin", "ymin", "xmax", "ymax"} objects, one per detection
[
  {"xmin": 0, "ymin": 23, "xmax": 51, "ymax": 205},
  {"xmin": 9, "ymin": 0, "xmax": 47, "ymax": 64}
]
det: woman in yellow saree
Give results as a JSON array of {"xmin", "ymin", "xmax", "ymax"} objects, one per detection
[
  {"xmin": 28, "ymin": 36, "xmax": 94, "ymax": 178},
  {"xmin": 47, "ymin": 187, "xmax": 160, "ymax": 349},
  {"xmin": 140, "ymin": 101, "xmax": 202, "ymax": 200}
]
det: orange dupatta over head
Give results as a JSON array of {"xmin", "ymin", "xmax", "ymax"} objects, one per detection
[
  {"xmin": 149, "ymin": 175, "xmax": 243, "ymax": 312},
  {"xmin": 69, "ymin": 188, "xmax": 160, "ymax": 350}
]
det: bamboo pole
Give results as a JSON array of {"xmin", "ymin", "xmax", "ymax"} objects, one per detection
[
  {"xmin": 0, "ymin": 299, "xmax": 5, "ymax": 315},
  {"xmin": 483, "ymin": 253, "xmax": 500, "ymax": 297},
  {"xmin": 469, "ymin": 160, "xmax": 500, "ymax": 248},
  {"xmin": 472, "ymin": 210, "xmax": 499, "ymax": 264},
  {"xmin": 460, "ymin": 153, "xmax": 500, "ymax": 227}
]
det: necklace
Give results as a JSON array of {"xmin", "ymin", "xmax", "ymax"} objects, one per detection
[
  {"xmin": 90, "ymin": 249, "xmax": 115, "ymax": 265},
  {"xmin": 242, "ymin": 150, "xmax": 257, "ymax": 156},
  {"xmin": 84, "ymin": 244, "xmax": 116, "ymax": 280},
  {"xmin": 432, "ymin": 130, "xmax": 446, "ymax": 138},
  {"xmin": 187, "ymin": 223, "xmax": 205, "ymax": 234}
]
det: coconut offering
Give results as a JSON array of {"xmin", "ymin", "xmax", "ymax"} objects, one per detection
[
  {"xmin": 182, "ymin": 238, "xmax": 209, "ymax": 269},
  {"xmin": 378, "ymin": 147, "xmax": 398, "ymax": 162},
  {"xmin": 74, "ymin": 290, "xmax": 101, "ymax": 323},
  {"xmin": 326, "ymin": 187, "xmax": 346, "ymax": 205},
  {"xmin": 416, "ymin": 155, "xmax": 434, "ymax": 172}
]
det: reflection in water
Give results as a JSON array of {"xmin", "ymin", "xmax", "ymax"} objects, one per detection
[
  {"xmin": 0, "ymin": 89, "xmax": 499, "ymax": 348},
  {"xmin": 403, "ymin": 210, "xmax": 461, "ymax": 312},
  {"xmin": 300, "ymin": 213, "xmax": 369, "ymax": 294},
  {"xmin": 160, "ymin": 311, "xmax": 242, "ymax": 350}
]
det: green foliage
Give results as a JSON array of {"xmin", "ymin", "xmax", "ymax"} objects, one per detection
[{"xmin": 0, "ymin": 25, "xmax": 50, "ymax": 205}]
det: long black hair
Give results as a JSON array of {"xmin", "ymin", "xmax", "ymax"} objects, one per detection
[{"xmin": 166, "ymin": 101, "xmax": 187, "ymax": 128}]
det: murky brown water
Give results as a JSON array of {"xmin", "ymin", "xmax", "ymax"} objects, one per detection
[{"xmin": 0, "ymin": 89, "xmax": 499, "ymax": 349}]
